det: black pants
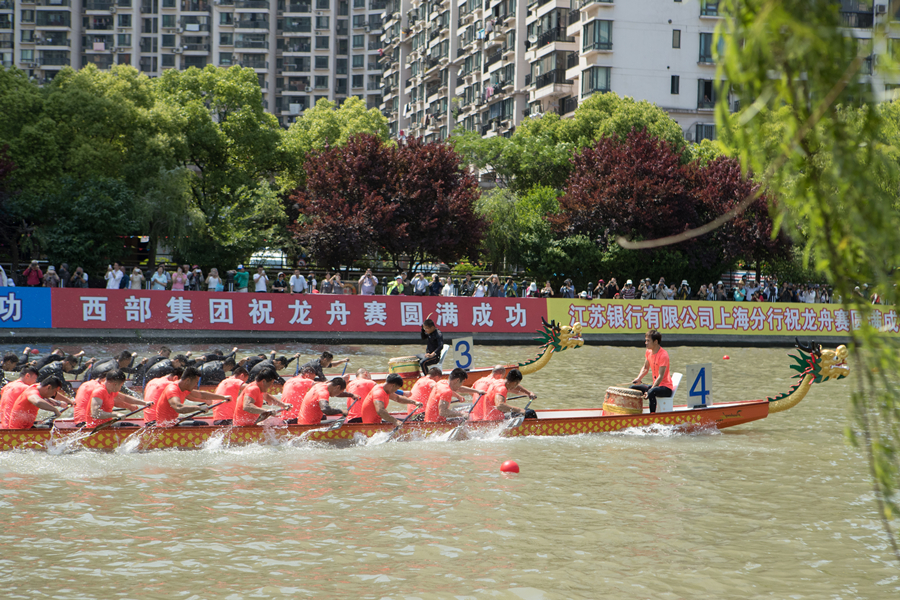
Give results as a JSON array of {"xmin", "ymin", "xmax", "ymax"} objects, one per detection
[
  {"xmin": 346, "ymin": 417, "xmax": 362, "ymax": 424},
  {"xmin": 418, "ymin": 353, "xmax": 439, "ymax": 376},
  {"xmin": 213, "ymin": 419, "xmax": 233, "ymax": 426},
  {"xmin": 630, "ymin": 384, "xmax": 673, "ymax": 413}
]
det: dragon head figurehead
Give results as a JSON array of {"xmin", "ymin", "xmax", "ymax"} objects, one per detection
[
  {"xmin": 536, "ymin": 318, "xmax": 585, "ymax": 353},
  {"xmin": 792, "ymin": 339, "xmax": 850, "ymax": 383}
]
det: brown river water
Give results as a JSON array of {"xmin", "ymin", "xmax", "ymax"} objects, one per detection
[{"xmin": 0, "ymin": 342, "xmax": 897, "ymax": 599}]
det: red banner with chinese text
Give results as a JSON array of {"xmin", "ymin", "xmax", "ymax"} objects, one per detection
[{"xmin": 50, "ymin": 289, "xmax": 546, "ymax": 333}]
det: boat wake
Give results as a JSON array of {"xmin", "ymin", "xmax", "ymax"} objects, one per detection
[
  {"xmin": 46, "ymin": 429, "xmax": 92, "ymax": 455},
  {"xmin": 609, "ymin": 422, "xmax": 721, "ymax": 438}
]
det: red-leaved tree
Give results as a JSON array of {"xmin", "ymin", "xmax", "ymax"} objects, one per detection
[
  {"xmin": 291, "ymin": 134, "xmax": 484, "ymax": 272},
  {"xmin": 554, "ymin": 129, "xmax": 790, "ymax": 281}
]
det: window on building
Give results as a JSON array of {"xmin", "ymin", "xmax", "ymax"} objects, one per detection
[
  {"xmin": 218, "ymin": 52, "xmax": 232, "ymax": 65},
  {"xmin": 336, "ymin": 78, "xmax": 347, "ymax": 94},
  {"xmin": 353, "ymin": 15, "xmax": 365, "ymax": 28},
  {"xmin": 220, "ymin": 32, "xmax": 233, "ymax": 45},
  {"xmin": 21, "ymin": 30, "xmax": 34, "ymax": 43},
  {"xmin": 316, "ymin": 0, "xmax": 329, "ymax": 7},
  {"xmin": 672, "ymin": 29, "xmax": 681, "ymax": 48},
  {"xmin": 696, "ymin": 123, "xmax": 716, "ymax": 141},
  {"xmin": 219, "ymin": 12, "xmax": 233, "ymax": 25},
  {"xmin": 671, "ymin": 74, "xmax": 679, "ymax": 94},
  {"xmin": 352, "ymin": 74, "xmax": 363, "ymax": 87},
  {"xmin": 314, "ymin": 75, "xmax": 328, "ymax": 88},
  {"xmin": 118, "ymin": 34, "xmax": 132, "ymax": 46},
  {"xmin": 582, "ymin": 20, "xmax": 612, "ymax": 52},
  {"xmin": 20, "ymin": 49, "xmax": 34, "ymax": 62},
  {"xmin": 162, "ymin": 54, "xmax": 175, "ymax": 67},
  {"xmin": 315, "ymin": 55, "xmax": 328, "ymax": 69},
  {"xmin": 698, "ymin": 79, "xmax": 716, "ymax": 108},
  {"xmin": 700, "ymin": 0, "xmax": 719, "ymax": 16},
  {"xmin": 162, "ymin": 34, "xmax": 175, "ymax": 47},
  {"xmin": 699, "ymin": 32, "xmax": 714, "ymax": 63},
  {"xmin": 352, "ymin": 54, "xmax": 363, "ymax": 68},
  {"xmin": 336, "ymin": 57, "xmax": 347, "ymax": 73},
  {"xmin": 316, "ymin": 35, "xmax": 329, "ymax": 49},
  {"xmin": 352, "ymin": 34, "xmax": 363, "ymax": 48},
  {"xmin": 315, "ymin": 16, "xmax": 329, "ymax": 29},
  {"xmin": 581, "ymin": 66, "xmax": 610, "ymax": 96},
  {"xmin": 21, "ymin": 10, "xmax": 34, "ymax": 24},
  {"xmin": 163, "ymin": 0, "xmax": 175, "ymax": 7},
  {"xmin": 119, "ymin": 14, "xmax": 133, "ymax": 27}
]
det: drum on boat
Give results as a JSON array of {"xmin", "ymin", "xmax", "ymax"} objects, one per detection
[
  {"xmin": 387, "ymin": 356, "xmax": 421, "ymax": 390},
  {"xmin": 602, "ymin": 386, "xmax": 644, "ymax": 416}
]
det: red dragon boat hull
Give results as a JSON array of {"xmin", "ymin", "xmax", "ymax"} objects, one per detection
[{"xmin": 0, "ymin": 401, "xmax": 769, "ymax": 453}]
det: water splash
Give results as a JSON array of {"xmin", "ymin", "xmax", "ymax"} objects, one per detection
[
  {"xmin": 609, "ymin": 422, "xmax": 721, "ymax": 438},
  {"xmin": 200, "ymin": 426, "xmax": 233, "ymax": 451},
  {"xmin": 46, "ymin": 428, "xmax": 92, "ymax": 455}
]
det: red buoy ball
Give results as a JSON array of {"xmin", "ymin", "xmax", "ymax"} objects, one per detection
[
  {"xmin": 723, "ymin": 355, "xmax": 730, "ymax": 360},
  {"xmin": 31, "ymin": 348, "xmax": 39, "ymax": 354},
  {"xmin": 500, "ymin": 460, "xmax": 520, "ymax": 474}
]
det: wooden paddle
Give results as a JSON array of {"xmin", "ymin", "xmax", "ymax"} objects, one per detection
[
  {"xmin": 505, "ymin": 397, "xmax": 535, "ymax": 430},
  {"xmin": 173, "ymin": 400, "xmax": 229, "ymax": 425},
  {"xmin": 375, "ymin": 405, "xmax": 421, "ymax": 444},
  {"xmin": 326, "ymin": 396, "xmax": 362, "ymax": 431},
  {"xmin": 447, "ymin": 394, "xmax": 484, "ymax": 441},
  {"xmin": 89, "ymin": 405, "xmax": 147, "ymax": 434},
  {"xmin": 40, "ymin": 405, "xmax": 70, "ymax": 427}
]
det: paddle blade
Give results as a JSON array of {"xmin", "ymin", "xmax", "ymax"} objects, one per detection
[
  {"xmin": 327, "ymin": 418, "xmax": 346, "ymax": 431},
  {"xmin": 505, "ymin": 415, "xmax": 525, "ymax": 430}
]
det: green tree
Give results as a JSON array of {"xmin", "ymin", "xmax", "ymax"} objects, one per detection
[
  {"xmin": 452, "ymin": 92, "xmax": 687, "ymax": 193},
  {"xmin": 280, "ymin": 96, "xmax": 389, "ymax": 192},
  {"xmin": 154, "ymin": 65, "xmax": 287, "ymax": 267},
  {"xmin": 33, "ymin": 177, "xmax": 139, "ymax": 276}
]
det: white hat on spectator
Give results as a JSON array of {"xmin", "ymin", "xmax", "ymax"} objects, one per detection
[
  {"xmin": 717, "ymin": 281, "xmax": 723, "ymax": 285},
  {"xmin": 626, "ymin": 279, "xmax": 633, "ymax": 285},
  {"xmin": 681, "ymin": 279, "xmax": 688, "ymax": 285}
]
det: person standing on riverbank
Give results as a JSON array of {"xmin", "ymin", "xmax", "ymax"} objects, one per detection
[
  {"xmin": 630, "ymin": 329, "xmax": 674, "ymax": 414},
  {"xmin": 234, "ymin": 265, "xmax": 249, "ymax": 293}
]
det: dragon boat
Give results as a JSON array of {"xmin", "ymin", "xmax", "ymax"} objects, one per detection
[{"xmin": 0, "ymin": 341, "xmax": 848, "ymax": 452}]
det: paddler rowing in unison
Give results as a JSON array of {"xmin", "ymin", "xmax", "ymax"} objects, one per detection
[
  {"xmin": 345, "ymin": 368, "xmax": 376, "ymax": 421},
  {"xmin": 233, "ymin": 368, "xmax": 289, "ymax": 426},
  {"xmin": 211, "ymin": 365, "xmax": 250, "ymax": 426},
  {"xmin": 472, "ymin": 365, "xmax": 506, "ymax": 395},
  {"xmin": 0, "ymin": 366, "xmax": 40, "ymax": 427},
  {"xmin": 249, "ymin": 353, "xmax": 301, "ymax": 382},
  {"xmin": 154, "ymin": 367, "xmax": 230, "ymax": 427},
  {"xmin": 426, "ymin": 368, "xmax": 483, "ymax": 422},
  {"xmin": 407, "ymin": 367, "xmax": 443, "ymax": 417},
  {"xmin": 473, "ymin": 368, "xmax": 535, "ymax": 421},
  {"xmin": 356, "ymin": 374, "xmax": 422, "ymax": 425},
  {"xmin": 38, "ymin": 354, "xmax": 93, "ymax": 396},
  {"xmin": 141, "ymin": 368, "xmax": 185, "ymax": 424},
  {"xmin": 79, "ymin": 370, "xmax": 149, "ymax": 429},
  {"xmin": 5, "ymin": 376, "xmax": 65, "ymax": 429},
  {"xmin": 280, "ymin": 365, "xmax": 317, "ymax": 424},
  {"xmin": 297, "ymin": 377, "xmax": 357, "ymax": 425}
]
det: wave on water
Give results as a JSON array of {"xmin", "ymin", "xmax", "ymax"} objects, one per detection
[{"xmin": 608, "ymin": 422, "xmax": 722, "ymax": 438}]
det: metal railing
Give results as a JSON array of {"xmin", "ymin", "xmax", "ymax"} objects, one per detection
[{"xmin": 535, "ymin": 69, "xmax": 572, "ymax": 89}]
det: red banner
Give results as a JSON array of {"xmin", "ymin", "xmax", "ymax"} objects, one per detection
[{"xmin": 50, "ymin": 289, "xmax": 546, "ymax": 333}]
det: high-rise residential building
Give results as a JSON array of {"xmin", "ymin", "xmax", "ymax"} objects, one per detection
[
  {"xmin": 0, "ymin": 0, "xmax": 386, "ymax": 125},
  {"xmin": 378, "ymin": 0, "xmax": 900, "ymax": 144}
]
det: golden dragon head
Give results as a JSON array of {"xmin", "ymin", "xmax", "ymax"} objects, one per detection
[
  {"xmin": 535, "ymin": 318, "xmax": 585, "ymax": 353},
  {"xmin": 792, "ymin": 340, "xmax": 850, "ymax": 383}
]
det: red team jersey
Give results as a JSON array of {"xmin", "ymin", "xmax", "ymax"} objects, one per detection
[
  {"xmin": 281, "ymin": 376, "xmax": 315, "ymax": 421},
  {"xmin": 6, "ymin": 384, "xmax": 42, "ymax": 429},
  {"xmin": 233, "ymin": 382, "xmax": 265, "ymax": 426}
]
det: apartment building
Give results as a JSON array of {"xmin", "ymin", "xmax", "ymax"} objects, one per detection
[
  {"xmin": 376, "ymin": 0, "xmax": 900, "ymax": 144},
  {"xmin": 0, "ymin": 0, "xmax": 386, "ymax": 125}
]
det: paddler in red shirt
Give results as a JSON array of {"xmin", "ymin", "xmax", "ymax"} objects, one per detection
[
  {"xmin": 630, "ymin": 329, "xmax": 674, "ymax": 413},
  {"xmin": 154, "ymin": 367, "xmax": 230, "ymax": 427},
  {"xmin": 357, "ymin": 374, "xmax": 421, "ymax": 425},
  {"xmin": 232, "ymin": 368, "xmax": 289, "ymax": 426},
  {"xmin": 141, "ymin": 368, "xmax": 184, "ymax": 425},
  {"xmin": 0, "ymin": 366, "xmax": 40, "ymax": 428},
  {"xmin": 474, "ymin": 368, "xmax": 534, "ymax": 422},
  {"xmin": 407, "ymin": 367, "xmax": 443, "ymax": 417},
  {"xmin": 472, "ymin": 365, "xmax": 506, "ymax": 395},
  {"xmin": 6, "ymin": 377, "xmax": 65, "ymax": 429},
  {"xmin": 425, "ymin": 367, "xmax": 482, "ymax": 422},
  {"xmin": 297, "ymin": 377, "xmax": 356, "ymax": 425},
  {"xmin": 345, "ymin": 368, "xmax": 376, "ymax": 421},
  {"xmin": 281, "ymin": 365, "xmax": 317, "ymax": 424},
  {"xmin": 211, "ymin": 365, "xmax": 250, "ymax": 425},
  {"xmin": 84, "ymin": 370, "xmax": 149, "ymax": 429}
]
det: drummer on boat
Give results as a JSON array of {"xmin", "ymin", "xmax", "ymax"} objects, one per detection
[{"xmin": 630, "ymin": 329, "xmax": 674, "ymax": 414}]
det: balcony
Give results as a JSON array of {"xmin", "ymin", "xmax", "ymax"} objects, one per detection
[
  {"xmin": 579, "ymin": 0, "xmax": 613, "ymax": 7},
  {"xmin": 235, "ymin": 20, "xmax": 269, "ymax": 29},
  {"xmin": 284, "ymin": 42, "xmax": 311, "ymax": 52},
  {"xmin": 235, "ymin": 39, "xmax": 268, "ymax": 48},
  {"xmin": 840, "ymin": 10, "xmax": 874, "ymax": 28},
  {"xmin": 583, "ymin": 39, "xmax": 612, "ymax": 53},
  {"xmin": 84, "ymin": 0, "xmax": 114, "ymax": 9},
  {"xmin": 39, "ymin": 53, "xmax": 69, "ymax": 66},
  {"xmin": 699, "ymin": 0, "xmax": 719, "ymax": 16},
  {"xmin": 240, "ymin": 59, "xmax": 268, "ymax": 68},
  {"xmin": 285, "ymin": 2, "xmax": 310, "ymax": 11},
  {"xmin": 568, "ymin": 8, "xmax": 580, "ymax": 23},
  {"xmin": 235, "ymin": 0, "xmax": 269, "ymax": 7},
  {"xmin": 183, "ymin": 43, "xmax": 209, "ymax": 51},
  {"xmin": 485, "ymin": 48, "xmax": 502, "ymax": 67},
  {"xmin": 536, "ymin": 27, "xmax": 573, "ymax": 50},
  {"xmin": 561, "ymin": 95, "xmax": 578, "ymax": 114},
  {"xmin": 535, "ymin": 69, "xmax": 572, "ymax": 89},
  {"xmin": 181, "ymin": 0, "xmax": 210, "ymax": 10},
  {"xmin": 566, "ymin": 52, "xmax": 578, "ymax": 69},
  {"xmin": 283, "ymin": 60, "xmax": 309, "ymax": 71}
]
